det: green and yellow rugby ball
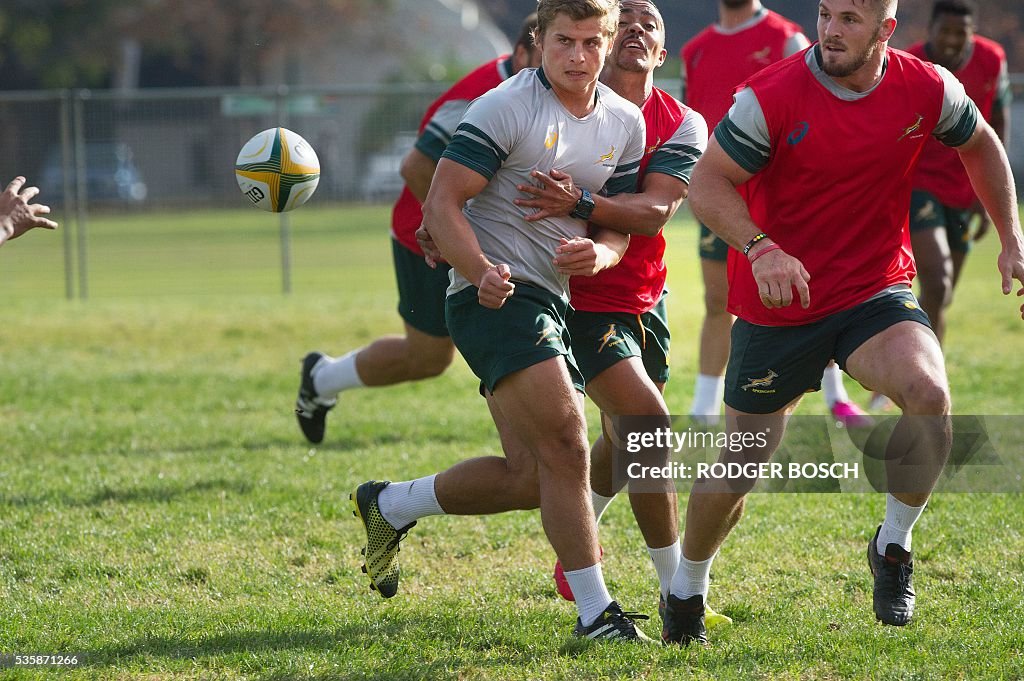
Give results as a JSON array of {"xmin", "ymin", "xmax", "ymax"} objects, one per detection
[{"xmin": 235, "ymin": 127, "xmax": 320, "ymax": 212}]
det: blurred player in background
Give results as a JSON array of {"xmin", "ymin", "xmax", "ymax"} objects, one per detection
[
  {"xmin": 293, "ymin": 14, "xmax": 541, "ymax": 444},
  {"xmin": 681, "ymin": 0, "xmax": 873, "ymax": 428},
  {"xmin": 669, "ymin": 0, "xmax": 1024, "ymax": 645},
  {"xmin": 907, "ymin": 0, "xmax": 1012, "ymax": 343},
  {"xmin": 351, "ymin": 0, "xmax": 656, "ymax": 643},
  {"xmin": 0, "ymin": 176, "xmax": 57, "ymax": 248}
]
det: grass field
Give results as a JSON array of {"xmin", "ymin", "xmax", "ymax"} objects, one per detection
[{"xmin": 1, "ymin": 204, "xmax": 1022, "ymax": 679}]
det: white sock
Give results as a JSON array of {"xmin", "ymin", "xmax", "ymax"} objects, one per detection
[
  {"xmin": 648, "ymin": 540, "xmax": 681, "ymax": 599},
  {"xmin": 669, "ymin": 551, "xmax": 716, "ymax": 601},
  {"xmin": 821, "ymin": 363, "xmax": 849, "ymax": 408},
  {"xmin": 563, "ymin": 563, "xmax": 614, "ymax": 627},
  {"xmin": 690, "ymin": 373, "xmax": 725, "ymax": 421},
  {"xmin": 877, "ymin": 494, "xmax": 926, "ymax": 553},
  {"xmin": 591, "ymin": 490, "xmax": 615, "ymax": 525},
  {"xmin": 312, "ymin": 349, "xmax": 365, "ymax": 399},
  {"xmin": 377, "ymin": 474, "xmax": 444, "ymax": 530}
]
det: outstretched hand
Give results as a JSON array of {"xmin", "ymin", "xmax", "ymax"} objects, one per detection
[
  {"xmin": 0, "ymin": 176, "xmax": 58, "ymax": 246},
  {"xmin": 514, "ymin": 169, "xmax": 580, "ymax": 222},
  {"xmin": 750, "ymin": 246, "xmax": 811, "ymax": 309}
]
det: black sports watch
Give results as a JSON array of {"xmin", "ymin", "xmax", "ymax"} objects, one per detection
[{"xmin": 570, "ymin": 188, "xmax": 595, "ymax": 221}]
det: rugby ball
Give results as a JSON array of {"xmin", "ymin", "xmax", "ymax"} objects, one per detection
[{"xmin": 235, "ymin": 127, "xmax": 320, "ymax": 212}]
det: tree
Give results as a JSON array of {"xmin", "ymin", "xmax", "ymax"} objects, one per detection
[{"xmin": 0, "ymin": 0, "xmax": 388, "ymax": 90}]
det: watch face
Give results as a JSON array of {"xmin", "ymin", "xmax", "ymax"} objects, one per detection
[{"xmin": 573, "ymin": 190, "xmax": 595, "ymax": 220}]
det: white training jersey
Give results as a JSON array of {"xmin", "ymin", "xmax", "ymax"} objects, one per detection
[{"xmin": 441, "ymin": 67, "xmax": 646, "ymax": 300}]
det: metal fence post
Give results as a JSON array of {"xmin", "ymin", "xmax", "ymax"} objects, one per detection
[
  {"xmin": 58, "ymin": 90, "xmax": 76, "ymax": 300},
  {"xmin": 72, "ymin": 90, "xmax": 90, "ymax": 300}
]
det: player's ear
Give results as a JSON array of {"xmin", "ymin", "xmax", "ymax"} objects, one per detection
[
  {"xmin": 656, "ymin": 48, "xmax": 667, "ymax": 68},
  {"xmin": 878, "ymin": 17, "xmax": 897, "ymax": 43}
]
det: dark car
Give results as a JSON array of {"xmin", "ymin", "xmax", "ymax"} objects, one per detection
[{"xmin": 42, "ymin": 142, "xmax": 147, "ymax": 204}]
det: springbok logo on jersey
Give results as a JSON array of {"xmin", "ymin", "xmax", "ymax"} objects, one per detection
[
  {"xmin": 915, "ymin": 199, "xmax": 938, "ymax": 222},
  {"xmin": 536, "ymin": 321, "xmax": 560, "ymax": 346},
  {"xmin": 751, "ymin": 46, "xmax": 772, "ymax": 65},
  {"xmin": 645, "ymin": 137, "xmax": 662, "ymax": 156},
  {"xmin": 898, "ymin": 114, "xmax": 925, "ymax": 141},
  {"xmin": 741, "ymin": 369, "xmax": 779, "ymax": 393},
  {"xmin": 595, "ymin": 146, "xmax": 616, "ymax": 166},
  {"xmin": 545, "ymin": 126, "xmax": 559, "ymax": 149},
  {"xmin": 597, "ymin": 324, "xmax": 625, "ymax": 353}
]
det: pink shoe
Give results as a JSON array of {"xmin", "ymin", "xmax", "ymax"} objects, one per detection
[
  {"xmin": 553, "ymin": 545, "xmax": 604, "ymax": 602},
  {"xmin": 830, "ymin": 400, "xmax": 874, "ymax": 429}
]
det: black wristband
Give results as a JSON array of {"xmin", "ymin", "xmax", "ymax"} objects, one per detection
[{"xmin": 742, "ymin": 232, "xmax": 769, "ymax": 255}]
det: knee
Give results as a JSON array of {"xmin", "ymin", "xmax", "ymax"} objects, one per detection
[
  {"xmin": 535, "ymin": 427, "xmax": 589, "ymax": 478},
  {"xmin": 898, "ymin": 377, "xmax": 950, "ymax": 415},
  {"xmin": 408, "ymin": 346, "xmax": 454, "ymax": 379},
  {"xmin": 704, "ymin": 288, "xmax": 729, "ymax": 316},
  {"xmin": 917, "ymin": 273, "xmax": 953, "ymax": 307}
]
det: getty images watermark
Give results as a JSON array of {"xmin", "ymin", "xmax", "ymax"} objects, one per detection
[
  {"xmin": 610, "ymin": 415, "xmax": 1024, "ymax": 494},
  {"xmin": 623, "ymin": 426, "xmax": 858, "ymax": 482}
]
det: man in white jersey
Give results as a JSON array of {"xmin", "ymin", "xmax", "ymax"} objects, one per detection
[
  {"xmin": 499, "ymin": 0, "xmax": 732, "ymax": 633},
  {"xmin": 350, "ymin": 0, "xmax": 655, "ymax": 643}
]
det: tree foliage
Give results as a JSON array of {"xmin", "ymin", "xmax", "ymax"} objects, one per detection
[{"xmin": 0, "ymin": 0, "xmax": 385, "ymax": 90}]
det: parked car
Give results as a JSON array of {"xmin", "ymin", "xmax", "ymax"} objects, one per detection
[
  {"xmin": 41, "ymin": 142, "xmax": 147, "ymax": 204},
  {"xmin": 359, "ymin": 132, "xmax": 417, "ymax": 203}
]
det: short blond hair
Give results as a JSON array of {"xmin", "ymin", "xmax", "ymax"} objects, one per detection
[{"xmin": 534, "ymin": 0, "xmax": 620, "ymax": 41}]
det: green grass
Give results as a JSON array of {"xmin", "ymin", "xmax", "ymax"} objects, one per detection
[{"xmin": 1, "ymin": 205, "xmax": 1022, "ymax": 679}]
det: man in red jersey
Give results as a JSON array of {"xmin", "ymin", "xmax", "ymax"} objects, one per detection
[
  {"xmin": 662, "ymin": 0, "xmax": 1024, "ymax": 645},
  {"xmin": 293, "ymin": 14, "xmax": 541, "ymax": 444},
  {"xmin": 511, "ymin": 0, "xmax": 730, "ymax": 632},
  {"xmin": 678, "ymin": 2, "xmax": 881, "ymax": 429},
  {"xmin": 906, "ymin": 0, "xmax": 1011, "ymax": 343}
]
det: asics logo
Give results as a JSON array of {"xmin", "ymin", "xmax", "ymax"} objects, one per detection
[{"xmin": 787, "ymin": 122, "xmax": 809, "ymax": 145}]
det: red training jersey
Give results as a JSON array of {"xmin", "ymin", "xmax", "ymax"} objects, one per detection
[
  {"xmin": 728, "ymin": 48, "xmax": 948, "ymax": 326},
  {"xmin": 908, "ymin": 36, "xmax": 1007, "ymax": 209},
  {"xmin": 681, "ymin": 9, "xmax": 806, "ymax": 129},
  {"xmin": 391, "ymin": 57, "xmax": 513, "ymax": 254},
  {"xmin": 570, "ymin": 88, "xmax": 706, "ymax": 314}
]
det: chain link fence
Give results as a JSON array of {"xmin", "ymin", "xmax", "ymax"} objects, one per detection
[{"xmin": 1, "ymin": 78, "xmax": 1022, "ymax": 299}]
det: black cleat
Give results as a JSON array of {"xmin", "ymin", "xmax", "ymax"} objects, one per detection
[
  {"xmin": 661, "ymin": 594, "xmax": 709, "ymax": 646},
  {"xmin": 868, "ymin": 525, "xmax": 916, "ymax": 625},
  {"xmin": 295, "ymin": 352, "xmax": 336, "ymax": 444},
  {"xmin": 573, "ymin": 601, "xmax": 654, "ymax": 643},
  {"xmin": 351, "ymin": 480, "xmax": 416, "ymax": 599}
]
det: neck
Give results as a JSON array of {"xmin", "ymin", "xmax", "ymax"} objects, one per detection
[
  {"xmin": 601, "ymin": 68, "xmax": 653, "ymax": 108},
  {"xmin": 720, "ymin": 0, "xmax": 761, "ymax": 30},
  {"xmin": 552, "ymin": 83, "xmax": 599, "ymax": 118}
]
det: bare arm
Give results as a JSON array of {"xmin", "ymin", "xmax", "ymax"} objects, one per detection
[
  {"xmin": 422, "ymin": 158, "xmax": 513, "ymax": 309},
  {"xmin": 957, "ymin": 120, "xmax": 1024, "ymax": 312},
  {"xmin": 514, "ymin": 169, "xmax": 688, "ymax": 237},
  {"xmin": 399, "ymin": 147, "xmax": 439, "ymax": 204},
  {"xmin": 0, "ymin": 177, "xmax": 58, "ymax": 248},
  {"xmin": 689, "ymin": 139, "xmax": 810, "ymax": 309},
  {"xmin": 989, "ymin": 100, "xmax": 1009, "ymax": 149}
]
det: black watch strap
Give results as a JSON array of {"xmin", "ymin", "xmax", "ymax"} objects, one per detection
[{"xmin": 570, "ymin": 188, "xmax": 595, "ymax": 220}]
